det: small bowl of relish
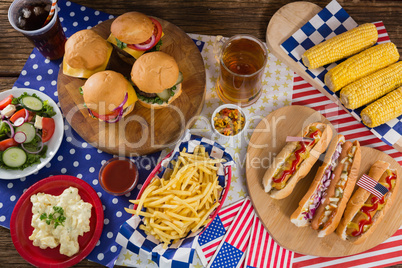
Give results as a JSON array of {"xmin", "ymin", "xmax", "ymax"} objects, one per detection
[
  {"xmin": 99, "ymin": 157, "xmax": 139, "ymax": 196},
  {"xmin": 211, "ymin": 104, "xmax": 247, "ymax": 140}
]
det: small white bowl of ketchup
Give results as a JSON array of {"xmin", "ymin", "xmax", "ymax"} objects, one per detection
[{"xmin": 99, "ymin": 157, "xmax": 139, "ymax": 196}]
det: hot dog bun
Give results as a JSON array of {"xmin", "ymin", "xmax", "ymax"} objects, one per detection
[
  {"xmin": 310, "ymin": 140, "xmax": 361, "ymax": 237},
  {"xmin": 262, "ymin": 122, "xmax": 332, "ymax": 199},
  {"xmin": 291, "ymin": 134, "xmax": 345, "ymax": 227},
  {"xmin": 336, "ymin": 160, "xmax": 399, "ymax": 244}
]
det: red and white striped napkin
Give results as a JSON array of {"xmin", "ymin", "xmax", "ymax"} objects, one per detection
[
  {"xmin": 291, "ymin": 74, "xmax": 402, "ymax": 268},
  {"xmin": 245, "ymin": 213, "xmax": 293, "ymax": 268}
]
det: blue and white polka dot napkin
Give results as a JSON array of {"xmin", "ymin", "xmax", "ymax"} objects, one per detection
[{"xmin": 0, "ymin": 0, "xmax": 204, "ymax": 267}]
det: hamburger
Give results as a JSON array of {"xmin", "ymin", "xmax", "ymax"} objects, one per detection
[
  {"xmin": 82, "ymin": 70, "xmax": 138, "ymax": 122},
  {"xmin": 131, "ymin": 51, "xmax": 183, "ymax": 109},
  {"xmin": 63, "ymin": 29, "xmax": 113, "ymax": 78},
  {"xmin": 107, "ymin": 12, "xmax": 163, "ymax": 60}
]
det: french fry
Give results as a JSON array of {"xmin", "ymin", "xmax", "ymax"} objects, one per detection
[{"xmin": 125, "ymin": 146, "xmax": 225, "ymax": 249}]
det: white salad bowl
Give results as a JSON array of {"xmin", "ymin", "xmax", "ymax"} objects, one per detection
[{"xmin": 0, "ymin": 88, "xmax": 64, "ymax": 179}]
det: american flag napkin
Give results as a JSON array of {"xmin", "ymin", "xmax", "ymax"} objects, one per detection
[
  {"xmin": 207, "ymin": 197, "xmax": 255, "ymax": 268},
  {"xmin": 196, "ymin": 198, "xmax": 245, "ymax": 266},
  {"xmin": 357, "ymin": 174, "xmax": 389, "ymax": 199},
  {"xmin": 245, "ymin": 214, "xmax": 293, "ymax": 268}
]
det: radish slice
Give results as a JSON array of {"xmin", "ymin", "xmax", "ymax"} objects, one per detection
[
  {"xmin": 4, "ymin": 120, "xmax": 14, "ymax": 138},
  {"xmin": 13, "ymin": 117, "xmax": 25, "ymax": 127},
  {"xmin": 21, "ymin": 133, "xmax": 43, "ymax": 154},
  {"xmin": 14, "ymin": 131, "xmax": 27, "ymax": 143}
]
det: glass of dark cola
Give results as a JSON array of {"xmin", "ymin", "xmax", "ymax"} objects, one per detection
[{"xmin": 8, "ymin": 0, "xmax": 66, "ymax": 60}]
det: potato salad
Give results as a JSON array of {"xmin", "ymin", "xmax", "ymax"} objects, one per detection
[{"xmin": 29, "ymin": 187, "xmax": 92, "ymax": 257}]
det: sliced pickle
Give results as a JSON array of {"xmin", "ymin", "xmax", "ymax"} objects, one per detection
[
  {"xmin": 156, "ymin": 89, "xmax": 171, "ymax": 101},
  {"xmin": 175, "ymin": 71, "xmax": 184, "ymax": 85}
]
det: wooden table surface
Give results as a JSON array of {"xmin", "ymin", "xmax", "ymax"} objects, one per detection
[{"xmin": 1, "ymin": 0, "xmax": 402, "ymax": 267}]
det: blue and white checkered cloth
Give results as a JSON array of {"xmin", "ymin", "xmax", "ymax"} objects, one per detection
[
  {"xmin": 116, "ymin": 131, "xmax": 234, "ymax": 268},
  {"xmin": 281, "ymin": 0, "xmax": 402, "ymax": 146}
]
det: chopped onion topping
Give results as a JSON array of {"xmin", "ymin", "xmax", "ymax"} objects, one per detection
[{"xmin": 302, "ymin": 141, "xmax": 343, "ymax": 220}]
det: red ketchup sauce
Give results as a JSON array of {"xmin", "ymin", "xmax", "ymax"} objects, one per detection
[
  {"xmin": 273, "ymin": 128, "xmax": 321, "ymax": 187},
  {"xmin": 100, "ymin": 158, "xmax": 139, "ymax": 195},
  {"xmin": 352, "ymin": 172, "xmax": 396, "ymax": 237}
]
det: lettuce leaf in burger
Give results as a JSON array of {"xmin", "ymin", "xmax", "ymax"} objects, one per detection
[
  {"xmin": 82, "ymin": 71, "xmax": 138, "ymax": 123},
  {"xmin": 107, "ymin": 12, "xmax": 163, "ymax": 61},
  {"xmin": 131, "ymin": 51, "xmax": 183, "ymax": 109}
]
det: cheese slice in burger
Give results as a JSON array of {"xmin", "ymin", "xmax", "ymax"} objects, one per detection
[{"xmin": 63, "ymin": 29, "xmax": 113, "ymax": 78}]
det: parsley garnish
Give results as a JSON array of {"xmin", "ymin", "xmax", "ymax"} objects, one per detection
[{"xmin": 40, "ymin": 206, "xmax": 66, "ymax": 229}]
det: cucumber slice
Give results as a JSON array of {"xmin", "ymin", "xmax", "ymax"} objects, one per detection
[
  {"xmin": 21, "ymin": 96, "xmax": 43, "ymax": 112},
  {"xmin": 2, "ymin": 147, "xmax": 27, "ymax": 168},
  {"xmin": 156, "ymin": 89, "xmax": 171, "ymax": 101},
  {"xmin": 175, "ymin": 71, "xmax": 183, "ymax": 86},
  {"xmin": 15, "ymin": 123, "xmax": 36, "ymax": 143}
]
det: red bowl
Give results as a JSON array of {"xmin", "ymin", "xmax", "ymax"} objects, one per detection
[
  {"xmin": 10, "ymin": 175, "xmax": 104, "ymax": 268},
  {"xmin": 134, "ymin": 150, "xmax": 232, "ymax": 231}
]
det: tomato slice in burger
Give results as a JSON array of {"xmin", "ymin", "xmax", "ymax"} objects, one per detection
[
  {"xmin": 127, "ymin": 18, "xmax": 163, "ymax": 51},
  {"xmin": 90, "ymin": 109, "xmax": 120, "ymax": 122},
  {"xmin": 150, "ymin": 18, "xmax": 163, "ymax": 45}
]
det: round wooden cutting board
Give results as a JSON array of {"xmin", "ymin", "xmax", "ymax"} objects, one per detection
[
  {"xmin": 246, "ymin": 105, "xmax": 402, "ymax": 257},
  {"xmin": 57, "ymin": 18, "xmax": 206, "ymax": 156}
]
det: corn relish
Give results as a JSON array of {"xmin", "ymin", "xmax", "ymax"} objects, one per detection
[{"xmin": 213, "ymin": 108, "xmax": 245, "ymax": 136}]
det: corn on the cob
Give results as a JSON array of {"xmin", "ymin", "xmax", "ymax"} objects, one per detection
[
  {"xmin": 302, "ymin": 23, "xmax": 378, "ymax": 69},
  {"xmin": 325, "ymin": 43, "xmax": 399, "ymax": 92},
  {"xmin": 361, "ymin": 87, "xmax": 402, "ymax": 128},
  {"xmin": 340, "ymin": 61, "xmax": 402, "ymax": 109}
]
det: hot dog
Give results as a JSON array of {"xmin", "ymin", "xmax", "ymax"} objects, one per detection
[
  {"xmin": 308, "ymin": 140, "xmax": 361, "ymax": 237},
  {"xmin": 291, "ymin": 134, "xmax": 344, "ymax": 227},
  {"xmin": 262, "ymin": 122, "xmax": 332, "ymax": 199},
  {"xmin": 336, "ymin": 160, "xmax": 399, "ymax": 244}
]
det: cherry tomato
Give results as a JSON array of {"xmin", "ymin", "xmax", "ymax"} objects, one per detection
[
  {"xmin": 0, "ymin": 138, "xmax": 18, "ymax": 151},
  {"xmin": 0, "ymin": 95, "xmax": 13, "ymax": 110},
  {"xmin": 42, "ymin": 117, "xmax": 55, "ymax": 143},
  {"xmin": 90, "ymin": 109, "xmax": 120, "ymax": 122}
]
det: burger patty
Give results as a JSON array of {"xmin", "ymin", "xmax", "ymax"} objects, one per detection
[{"xmin": 134, "ymin": 86, "xmax": 157, "ymax": 98}]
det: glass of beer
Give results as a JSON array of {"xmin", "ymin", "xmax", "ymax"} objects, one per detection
[
  {"xmin": 215, "ymin": 34, "xmax": 268, "ymax": 107},
  {"xmin": 8, "ymin": 0, "xmax": 66, "ymax": 60}
]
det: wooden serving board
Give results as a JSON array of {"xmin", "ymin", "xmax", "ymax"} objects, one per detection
[
  {"xmin": 57, "ymin": 18, "xmax": 206, "ymax": 156},
  {"xmin": 246, "ymin": 105, "xmax": 402, "ymax": 257},
  {"xmin": 265, "ymin": 1, "xmax": 402, "ymax": 153}
]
